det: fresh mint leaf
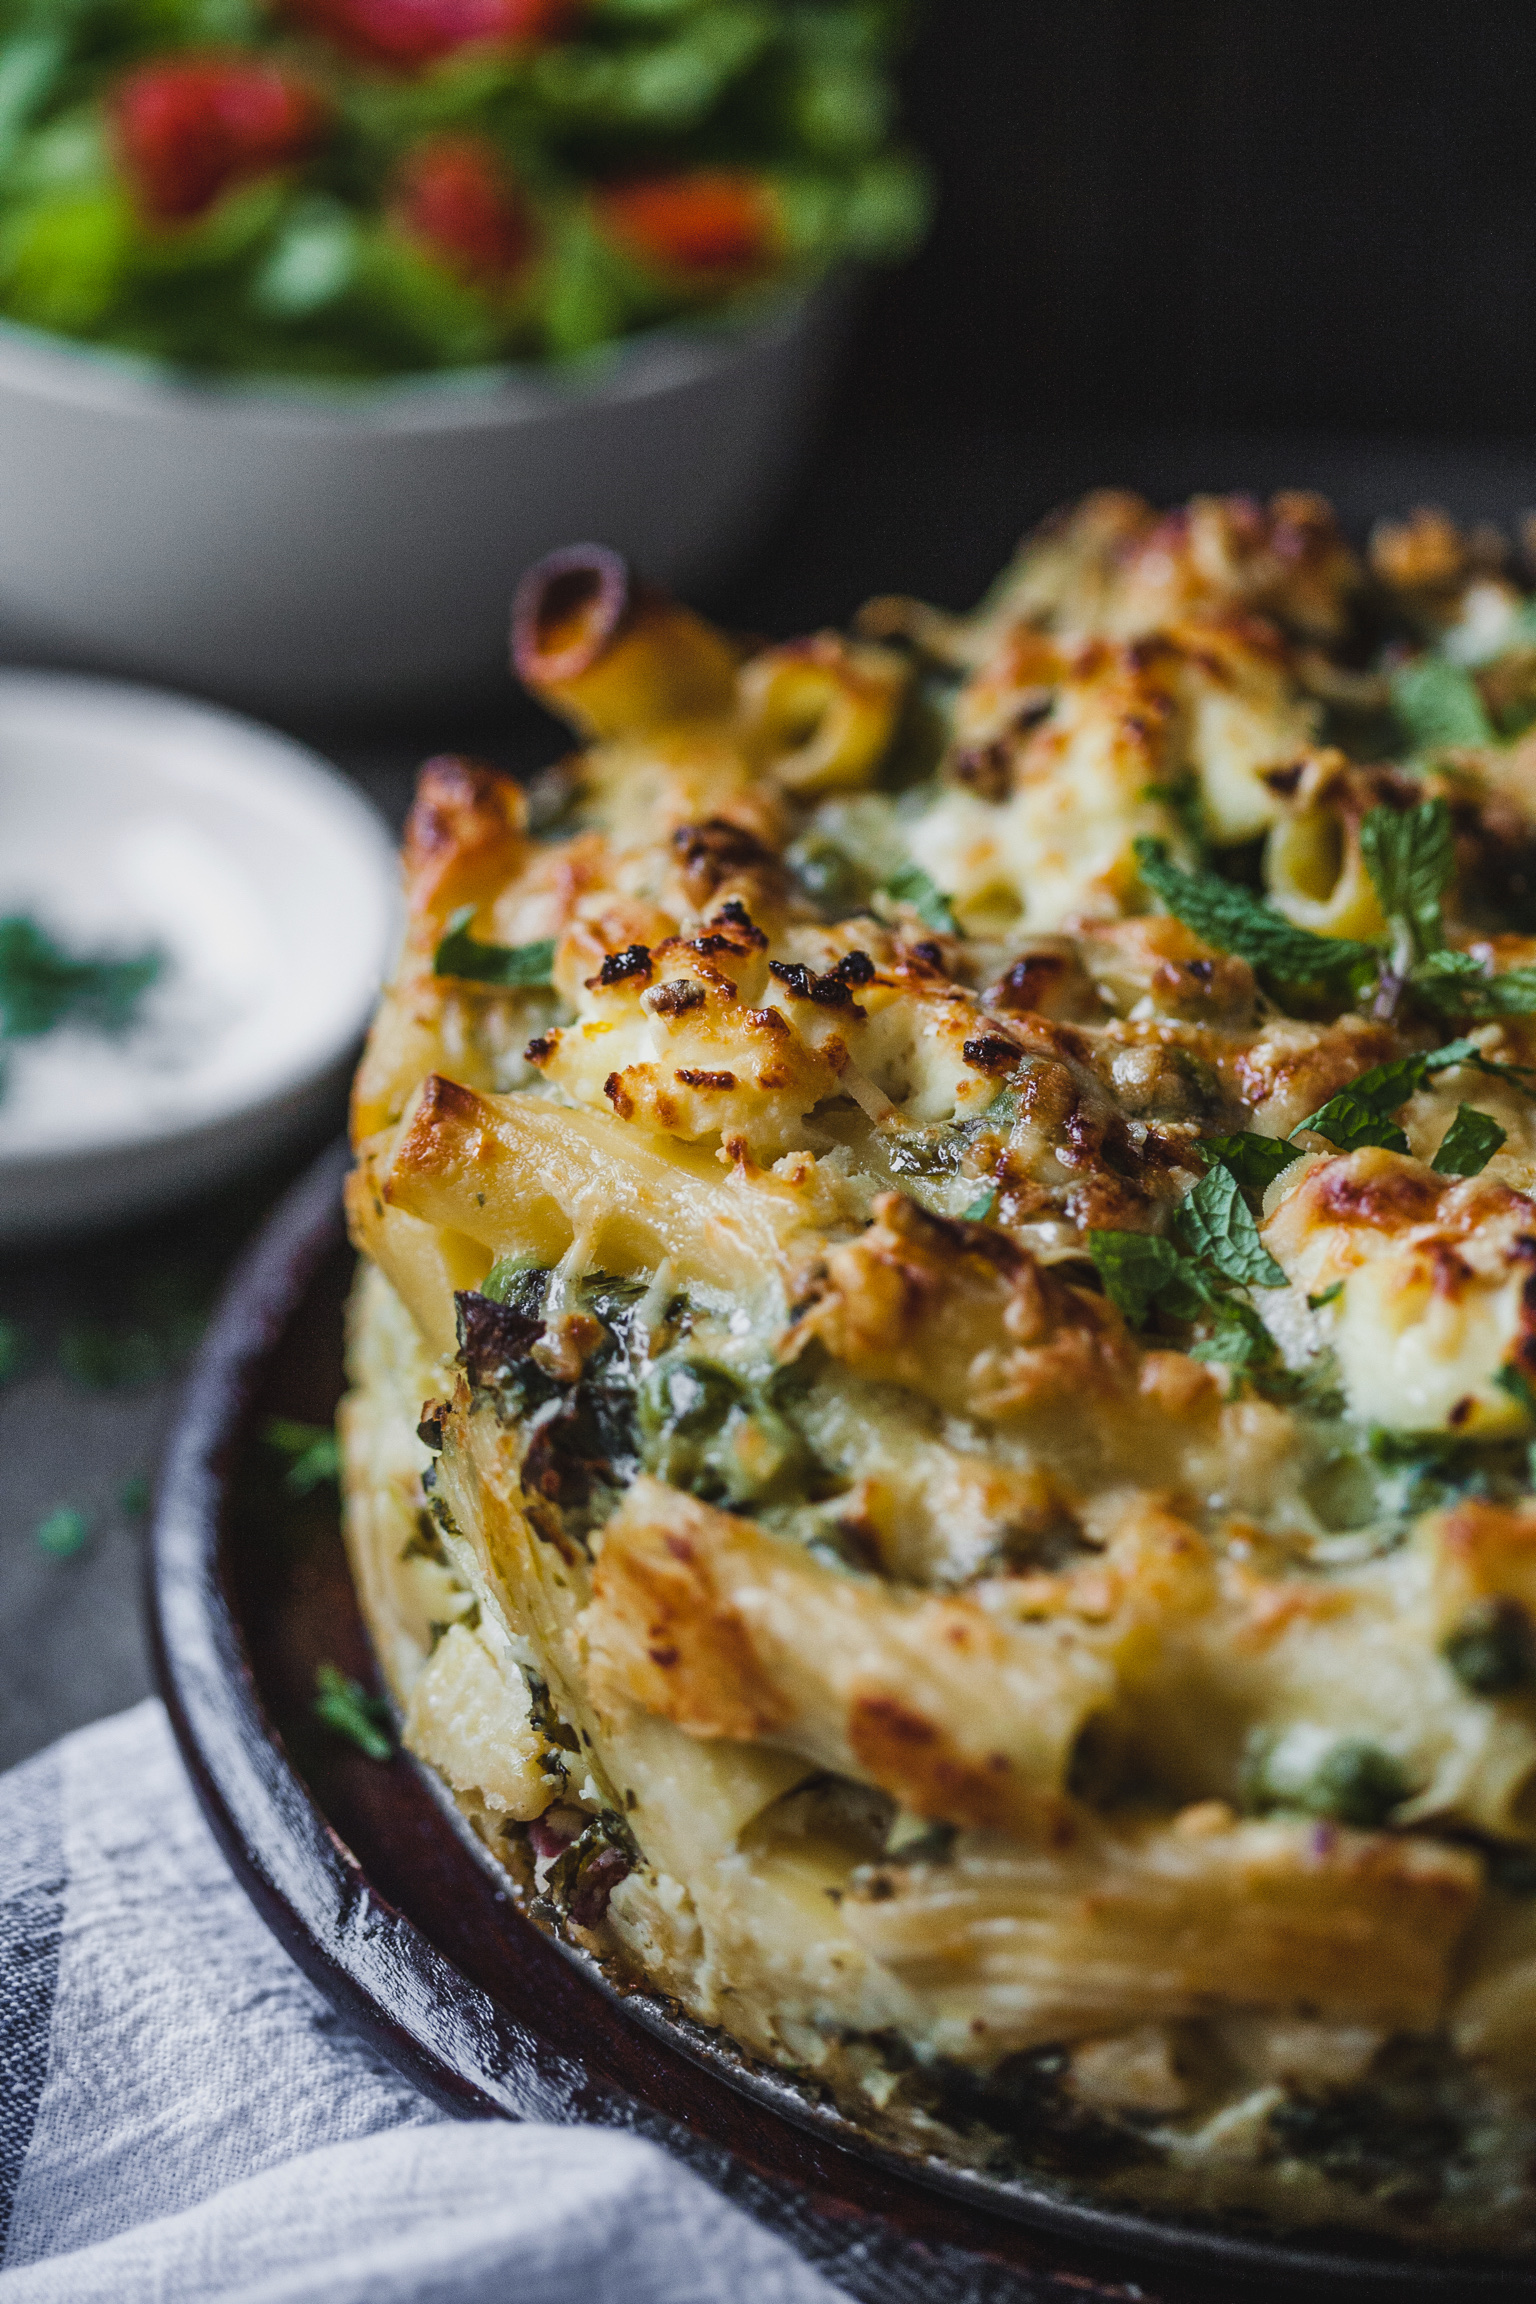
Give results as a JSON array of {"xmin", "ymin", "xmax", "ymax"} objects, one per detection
[
  {"xmin": 264, "ymin": 1416, "xmax": 341, "ymax": 1495},
  {"xmin": 1432, "ymin": 1104, "xmax": 1506, "ymax": 1177},
  {"xmin": 434, "ymin": 908, "xmax": 556, "ymax": 988},
  {"xmin": 314, "ymin": 1663, "xmax": 393, "ymax": 1761},
  {"xmin": 883, "ymin": 863, "xmax": 957, "ymax": 934},
  {"xmin": 1189, "ymin": 1295, "xmax": 1279, "ymax": 1367},
  {"xmin": 1141, "ymin": 771, "xmax": 1210, "ymax": 863},
  {"xmin": 1424, "ymin": 1035, "xmax": 1536, "ymax": 1098},
  {"xmin": 1194, "ymin": 1132, "xmax": 1305, "ymax": 1196},
  {"xmin": 1496, "ymin": 1365, "xmax": 1536, "ymax": 1422},
  {"xmin": 1087, "ymin": 1229, "xmax": 1188, "ymax": 1326},
  {"xmin": 1460, "ymin": 969, "xmax": 1536, "ymax": 1016},
  {"xmin": 1297, "ymin": 1053, "xmax": 1433, "ymax": 1152},
  {"xmin": 1410, "ymin": 948, "xmax": 1536, "ymax": 1023},
  {"xmin": 1358, "ymin": 799, "xmax": 1453, "ymax": 962},
  {"xmin": 1308, "ymin": 1280, "xmax": 1345, "ymax": 1310},
  {"xmin": 1133, "ymin": 839, "xmax": 1376, "ymax": 989},
  {"xmin": 1174, "ymin": 1163, "xmax": 1286, "ymax": 1288},
  {"xmin": 1391, "ymin": 656, "xmax": 1494, "ymax": 752}
]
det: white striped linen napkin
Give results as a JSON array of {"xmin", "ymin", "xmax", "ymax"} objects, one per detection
[{"xmin": 0, "ymin": 1700, "xmax": 842, "ymax": 2304}]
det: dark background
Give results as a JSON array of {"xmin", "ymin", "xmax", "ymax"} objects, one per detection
[
  {"xmin": 857, "ymin": 0, "xmax": 1536, "ymax": 440},
  {"xmin": 12, "ymin": 4, "xmax": 1536, "ymax": 1772}
]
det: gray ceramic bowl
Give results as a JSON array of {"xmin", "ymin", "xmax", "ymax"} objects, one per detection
[{"xmin": 0, "ymin": 284, "xmax": 849, "ymax": 715}]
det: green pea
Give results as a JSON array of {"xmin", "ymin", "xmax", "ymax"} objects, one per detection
[
  {"xmin": 789, "ymin": 838, "xmax": 861, "ymax": 917},
  {"xmin": 1243, "ymin": 1727, "xmax": 1407, "ymax": 1829},
  {"xmin": 1443, "ymin": 1597, "xmax": 1536, "ymax": 1696},
  {"xmin": 642, "ymin": 1356, "xmax": 742, "ymax": 1437}
]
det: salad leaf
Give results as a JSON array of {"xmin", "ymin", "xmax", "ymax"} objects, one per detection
[
  {"xmin": 1173, "ymin": 1163, "xmax": 1286, "ymax": 1288},
  {"xmin": 1359, "ymin": 799, "xmax": 1453, "ymax": 962},
  {"xmin": 1391, "ymin": 656, "xmax": 1494, "ymax": 752},
  {"xmin": 883, "ymin": 862, "xmax": 957, "ymax": 934},
  {"xmin": 434, "ymin": 908, "xmax": 556, "ymax": 987},
  {"xmin": 1432, "ymin": 1104, "xmax": 1506, "ymax": 1177},
  {"xmin": 264, "ymin": 1416, "xmax": 341, "ymax": 1495},
  {"xmin": 1133, "ymin": 838, "xmax": 1375, "ymax": 988}
]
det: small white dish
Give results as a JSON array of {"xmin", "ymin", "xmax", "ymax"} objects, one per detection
[{"xmin": 0, "ymin": 672, "xmax": 398, "ymax": 1243}]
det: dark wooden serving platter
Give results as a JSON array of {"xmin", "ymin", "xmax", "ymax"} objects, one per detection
[{"xmin": 149, "ymin": 1143, "xmax": 1536, "ymax": 2304}]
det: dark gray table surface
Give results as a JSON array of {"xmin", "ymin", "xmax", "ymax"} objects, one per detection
[{"xmin": 9, "ymin": 416, "xmax": 1536, "ymax": 1772}]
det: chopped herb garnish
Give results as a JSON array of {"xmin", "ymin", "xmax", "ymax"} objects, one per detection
[
  {"xmin": 961, "ymin": 1185, "xmax": 997, "ymax": 1222},
  {"xmin": 1133, "ymin": 838, "xmax": 1375, "ymax": 991},
  {"xmin": 883, "ymin": 863, "xmax": 957, "ymax": 935},
  {"xmin": 1432, "ymin": 1104, "xmax": 1506, "ymax": 1177},
  {"xmin": 1391, "ymin": 656, "xmax": 1495, "ymax": 752},
  {"xmin": 264, "ymin": 1417, "xmax": 340, "ymax": 1495},
  {"xmin": 1308, "ymin": 1280, "xmax": 1345, "ymax": 1311},
  {"xmin": 1195, "ymin": 1133, "xmax": 1305, "ymax": 1196},
  {"xmin": 0, "ymin": 914, "xmax": 163, "ymax": 1040},
  {"xmin": 433, "ymin": 907, "xmax": 556, "ymax": 988},
  {"xmin": 313, "ymin": 1663, "xmax": 393, "ymax": 1761},
  {"xmin": 35, "ymin": 1505, "xmax": 88, "ymax": 1559}
]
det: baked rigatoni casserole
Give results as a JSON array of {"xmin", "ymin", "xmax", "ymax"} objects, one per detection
[{"xmin": 342, "ymin": 495, "xmax": 1536, "ymax": 2248}]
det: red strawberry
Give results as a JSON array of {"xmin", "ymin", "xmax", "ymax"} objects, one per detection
[
  {"xmin": 393, "ymin": 135, "xmax": 535, "ymax": 278},
  {"xmin": 113, "ymin": 57, "xmax": 328, "ymax": 223},
  {"xmin": 287, "ymin": 0, "xmax": 576, "ymax": 71},
  {"xmin": 596, "ymin": 172, "xmax": 778, "ymax": 276}
]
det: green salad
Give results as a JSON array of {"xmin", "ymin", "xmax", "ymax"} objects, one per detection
[{"xmin": 0, "ymin": 0, "xmax": 927, "ymax": 379}]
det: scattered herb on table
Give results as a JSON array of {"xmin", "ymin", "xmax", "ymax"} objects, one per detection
[
  {"xmin": 314, "ymin": 1662, "xmax": 393, "ymax": 1760},
  {"xmin": 0, "ymin": 1316, "xmax": 28, "ymax": 1382},
  {"xmin": 118, "ymin": 1471, "xmax": 151, "ymax": 1517},
  {"xmin": 34, "ymin": 1505, "xmax": 89, "ymax": 1559},
  {"xmin": 264, "ymin": 1416, "xmax": 341, "ymax": 1494}
]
